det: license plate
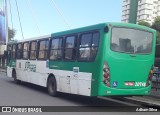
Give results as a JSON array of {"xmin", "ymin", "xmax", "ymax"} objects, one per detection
[{"xmin": 125, "ymin": 82, "xmax": 134, "ymax": 86}]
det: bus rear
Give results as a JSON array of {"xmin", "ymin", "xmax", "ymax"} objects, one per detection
[{"xmin": 98, "ymin": 23, "xmax": 156, "ymax": 96}]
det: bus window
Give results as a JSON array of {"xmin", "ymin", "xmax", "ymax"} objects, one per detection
[
  {"xmin": 30, "ymin": 41, "xmax": 37, "ymax": 60},
  {"xmin": 7, "ymin": 45, "xmax": 12, "ymax": 62},
  {"xmin": 50, "ymin": 38, "xmax": 63, "ymax": 60},
  {"xmin": 7, "ymin": 45, "xmax": 12, "ymax": 51},
  {"xmin": 23, "ymin": 42, "xmax": 29, "ymax": 59},
  {"xmin": 12, "ymin": 44, "xmax": 16, "ymax": 59},
  {"xmin": 17, "ymin": 43, "xmax": 22, "ymax": 59},
  {"xmin": 38, "ymin": 40, "xmax": 49, "ymax": 60},
  {"xmin": 64, "ymin": 36, "xmax": 76, "ymax": 60},
  {"xmin": 79, "ymin": 32, "xmax": 99, "ymax": 61},
  {"xmin": 91, "ymin": 32, "xmax": 99, "ymax": 59},
  {"xmin": 111, "ymin": 28, "xmax": 152, "ymax": 54}
]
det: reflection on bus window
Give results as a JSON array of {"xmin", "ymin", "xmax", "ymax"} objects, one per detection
[
  {"xmin": 65, "ymin": 36, "xmax": 76, "ymax": 60},
  {"xmin": 79, "ymin": 32, "xmax": 99, "ymax": 61},
  {"xmin": 30, "ymin": 41, "xmax": 37, "ymax": 60},
  {"xmin": 12, "ymin": 45, "xmax": 16, "ymax": 59},
  {"xmin": 17, "ymin": 44, "xmax": 22, "ymax": 59},
  {"xmin": 111, "ymin": 27, "xmax": 153, "ymax": 54},
  {"xmin": 23, "ymin": 42, "xmax": 29, "ymax": 59},
  {"xmin": 38, "ymin": 40, "xmax": 49, "ymax": 59},
  {"xmin": 50, "ymin": 38, "xmax": 63, "ymax": 60}
]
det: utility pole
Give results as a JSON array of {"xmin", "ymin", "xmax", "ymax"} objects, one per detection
[{"xmin": 5, "ymin": 0, "xmax": 8, "ymax": 47}]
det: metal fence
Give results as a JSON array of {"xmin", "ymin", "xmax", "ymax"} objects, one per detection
[{"xmin": 152, "ymin": 74, "xmax": 160, "ymax": 90}]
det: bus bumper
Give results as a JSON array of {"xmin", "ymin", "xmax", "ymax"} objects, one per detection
[{"xmin": 98, "ymin": 83, "xmax": 151, "ymax": 96}]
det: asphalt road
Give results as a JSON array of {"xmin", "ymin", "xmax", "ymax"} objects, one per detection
[
  {"xmin": 0, "ymin": 72, "xmax": 158, "ymax": 115},
  {"xmin": 0, "ymin": 72, "xmax": 131, "ymax": 106}
]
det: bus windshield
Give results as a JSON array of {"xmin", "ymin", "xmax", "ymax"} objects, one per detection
[{"xmin": 111, "ymin": 27, "xmax": 153, "ymax": 54}]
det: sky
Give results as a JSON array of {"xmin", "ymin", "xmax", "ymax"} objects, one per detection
[{"xmin": 7, "ymin": 0, "xmax": 122, "ymax": 40}]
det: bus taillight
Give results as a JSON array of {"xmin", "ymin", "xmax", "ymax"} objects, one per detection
[
  {"xmin": 146, "ymin": 67, "xmax": 153, "ymax": 87},
  {"xmin": 103, "ymin": 62, "xmax": 110, "ymax": 87}
]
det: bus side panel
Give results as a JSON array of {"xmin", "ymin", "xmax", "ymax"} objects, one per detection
[
  {"xmin": 90, "ymin": 30, "xmax": 105, "ymax": 96},
  {"xmin": 15, "ymin": 59, "xmax": 93, "ymax": 96},
  {"xmin": 16, "ymin": 60, "xmax": 48, "ymax": 87}
]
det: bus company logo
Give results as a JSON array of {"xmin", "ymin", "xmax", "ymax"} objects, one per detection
[
  {"xmin": 25, "ymin": 62, "xmax": 36, "ymax": 72},
  {"xmin": 112, "ymin": 81, "xmax": 118, "ymax": 87},
  {"xmin": 2, "ymin": 107, "xmax": 11, "ymax": 112}
]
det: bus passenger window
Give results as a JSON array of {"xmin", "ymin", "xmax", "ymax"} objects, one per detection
[
  {"xmin": 50, "ymin": 38, "xmax": 63, "ymax": 60},
  {"xmin": 91, "ymin": 33, "xmax": 99, "ymax": 59},
  {"xmin": 79, "ymin": 32, "xmax": 99, "ymax": 61},
  {"xmin": 17, "ymin": 43, "xmax": 22, "ymax": 59},
  {"xmin": 23, "ymin": 42, "xmax": 29, "ymax": 59},
  {"xmin": 79, "ymin": 33, "xmax": 92, "ymax": 61},
  {"xmin": 12, "ymin": 44, "xmax": 16, "ymax": 59},
  {"xmin": 64, "ymin": 36, "xmax": 76, "ymax": 60},
  {"xmin": 38, "ymin": 40, "xmax": 49, "ymax": 60},
  {"xmin": 30, "ymin": 41, "xmax": 37, "ymax": 60}
]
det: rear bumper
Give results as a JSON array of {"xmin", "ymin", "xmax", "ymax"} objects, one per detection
[{"xmin": 98, "ymin": 83, "xmax": 151, "ymax": 96}]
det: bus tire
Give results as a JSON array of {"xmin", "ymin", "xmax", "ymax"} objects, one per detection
[
  {"xmin": 47, "ymin": 76, "xmax": 58, "ymax": 97},
  {"xmin": 12, "ymin": 69, "xmax": 21, "ymax": 84}
]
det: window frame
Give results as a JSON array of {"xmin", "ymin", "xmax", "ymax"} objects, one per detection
[
  {"xmin": 37, "ymin": 38, "xmax": 49, "ymax": 60},
  {"xmin": 64, "ymin": 35, "xmax": 77, "ymax": 61},
  {"xmin": 49, "ymin": 37, "xmax": 63, "ymax": 61},
  {"xmin": 16, "ymin": 43, "xmax": 23, "ymax": 59},
  {"xmin": 29, "ymin": 40, "xmax": 37, "ymax": 60},
  {"xmin": 12, "ymin": 44, "xmax": 17, "ymax": 59},
  {"xmin": 23, "ymin": 42, "xmax": 30, "ymax": 60},
  {"xmin": 78, "ymin": 31, "xmax": 100, "ymax": 62},
  {"xmin": 110, "ymin": 26, "xmax": 153, "ymax": 55}
]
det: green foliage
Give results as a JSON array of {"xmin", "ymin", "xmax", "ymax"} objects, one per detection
[
  {"xmin": 138, "ymin": 17, "xmax": 160, "ymax": 44},
  {"xmin": 8, "ymin": 27, "xmax": 16, "ymax": 41},
  {"xmin": 138, "ymin": 20, "xmax": 151, "ymax": 27},
  {"xmin": 156, "ymin": 31, "xmax": 160, "ymax": 44},
  {"xmin": 152, "ymin": 16, "xmax": 160, "ymax": 32}
]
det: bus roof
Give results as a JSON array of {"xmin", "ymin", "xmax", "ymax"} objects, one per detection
[
  {"xmin": 51, "ymin": 22, "xmax": 156, "ymax": 37},
  {"xmin": 7, "ymin": 22, "xmax": 156, "ymax": 44},
  {"xmin": 7, "ymin": 35, "xmax": 51, "ymax": 44}
]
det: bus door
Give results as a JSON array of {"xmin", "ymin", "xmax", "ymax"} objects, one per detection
[{"xmin": 6, "ymin": 45, "xmax": 12, "ymax": 66}]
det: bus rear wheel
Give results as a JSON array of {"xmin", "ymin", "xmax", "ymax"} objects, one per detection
[
  {"xmin": 12, "ymin": 70, "xmax": 21, "ymax": 84},
  {"xmin": 47, "ymin": 77, "xmax": 58, "ymax": 97}
]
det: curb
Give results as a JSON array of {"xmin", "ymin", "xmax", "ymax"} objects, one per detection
[
  {"xmin": 112, "ymin": 96, "xmax": 160, "ymax": 108},
  {"xmin": 123, "ymin": 96, "xmax": 160, "ymax": 108}
]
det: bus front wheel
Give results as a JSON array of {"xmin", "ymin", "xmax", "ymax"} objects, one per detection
[{"xmin": 47, "ymin": 77, "xmax": 58, "ymax": 97}]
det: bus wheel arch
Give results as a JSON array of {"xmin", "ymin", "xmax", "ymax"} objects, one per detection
[
  {"xmin": 12, "ymin": 68, "xmax": 21, "ymax": 84},
  {"xmin": 47, "ymin": 74, "xmax": 58, "ymax": 97}
]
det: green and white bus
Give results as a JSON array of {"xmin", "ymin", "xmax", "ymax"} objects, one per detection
[{"xmin": 6, "ymin": 22, "xmax": 156, "ymax": 97}]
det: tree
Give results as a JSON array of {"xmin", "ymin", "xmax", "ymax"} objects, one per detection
[
  {"xmin": 137, "ymin": 20, "xmax": 151, "ymax": 27},
  {"xmin": 156, "ymin": 31, "xmax": 160, "ymax": 44},
  {"xmin": 152, "ymin": 16, "xmax": 160, "ymax": 32},
  {"xmin": 8, "ymin": 27, "xmax": 16, "ymax": 41},
  {"xmin": 152, "ymin": 16, "xmax": 160, "ymax": 44}
]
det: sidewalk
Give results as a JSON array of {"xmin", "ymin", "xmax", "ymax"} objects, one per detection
[{"xmin": 150, "ymin": 89, "xmax": 160, "ymax": 98}]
